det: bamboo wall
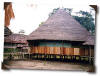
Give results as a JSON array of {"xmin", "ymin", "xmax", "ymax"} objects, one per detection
[{"xmin": 30, "ymin": 46, "xmax": 93, "ymax": 56}]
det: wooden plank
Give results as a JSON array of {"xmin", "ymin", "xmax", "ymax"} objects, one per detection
[
  {"xmin": 32, "ymin": 46, "xmax": 35, "ymax": 53},
  {"xmin": 41, "ymin": 46, "xmax": 45, "ymax": 54},
  {"xmin": 30, "ymin": 47, "xmax": 33, "ymax": 53},
  {"xmin": 37, "ymin": 46, "xmax": 40, "ymax": 54},
  {"xmin": 30, "ymin": 47, "xmax": 36, "ymax": 54},
  {"xmin": 45, "ymin": 46, "xmax": 48, "ymax": 54},
  {"xmin": 74, "ymin": 48, "xmax": 80, "ymax": 55},
  {"xmin": 39, "ymin": 46, "xmax": 44, "ymax": 54},
  {"xmin": 84, "ymin": 48, "xmax": 89, "ymax": 56},
  {"xmin": 63, "ymin": 47, "xmax": 66, "ymax": 55},
  {"xmin": 35, "ymin": 46, "xmax": 38, "ymax": 53},
  {"xmin": 80, "ymin": 48, "xmax": 85, "ymax": 56},
  {"xmin": 49, "ymin": 47, "xmax": 54, "ymax": 54},
  {"xmin": 57, "ymin": 47, "xmax": 61, "ymax": 54},
  {"xmin": 63, "ymin": 48, "xmax": 74, "ymax": 55},
  {"xmin": 46, "ymin": 46, "xmax": 50, "ymax": 54},
  {"xmin": 69, "ymin": 48, "xmax": 74, "ymax": 55},
  {"xmin": 53, "ymin": 47, "xmax": 60, "ymax": 54},
  {"xmin": 63, "ymin": 47, "xmax": 68, "ymax": 55},
  {"xmin": 60, "ymin": 47, "xmax": 64, "ymax": 55},
  {"xmin": 53, "ymin": 47, "xmax": 56, "ymax": 54},
  {"xmin": 91, "ymin": 48, "xmax": 94, "ymax": 57},
  {"xmin": 67, "ymin": 48, "xmax": 70, "ymax": 55}
]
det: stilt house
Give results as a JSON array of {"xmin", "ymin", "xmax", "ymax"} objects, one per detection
[
  {"xmin": 27, "ymin": 9, "xmax": 95, "ymax": 61},
  {"xmin": 4, "ymin": 34, "xmax": 29, "ymax": 53}
]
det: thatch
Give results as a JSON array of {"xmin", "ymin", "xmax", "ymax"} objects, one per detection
[
  {"xmin": 4, "ymin": 46, "xmax": 16, "ymax": 49},
  {"xmin": 4, "ymin": 26, "xmax": 12, "ymax": 36},
  {"xmin": 83, "ymin": 35, "xmax": 95, "ymax": 45},
  {"xmin": 4, "ymin": 34, "xmax": 29, "ymax": 52},
  {"xmin": 4, "ymin": 34, "xmax": 27, "ymax": 44},
  {"xmin": 28, "ymin": 9, "xmax": 90, "ymax": 42},
  {"xmin": 4, "ymin": 2, "xmax": 15, "ymax": 27}
]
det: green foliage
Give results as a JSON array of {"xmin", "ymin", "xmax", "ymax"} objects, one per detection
[
  {"xmin": 73, "ymin": 11, "xmax": 95, "ymax": 34},
  {"xmin": 49, "ymin": 8, "xmax": 72, "ymax": 17},
  {"xmin": 63, "ymin": 8, "xmax": 73, "ymax": 15},
  {"xmin": 49, "ymin": 8, "xmax": 60, "ymax": 17},
  {"xmin": 4, "ymin": 48, "xmax": 19, "ymax": 53},
  {"xmin": 39, "ymin": 22, "xmax": 44, "ymax": 26}
]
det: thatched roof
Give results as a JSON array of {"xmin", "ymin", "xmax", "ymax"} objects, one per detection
[
  {"xmin": 4, "ymin": 26, "xmax": 12, "ymax": 36},
  {"xmin": 27, "ymin": 9, "xmax": 91, "ymax": 42},
  {"xmin": 83, "ymin": 35, "xmax": 95, "ymax": 45},
  {"xmin": 4, "ymin": 34, "xmax": 27, "ymax": 44},
  {"xmin": 4, "ymin": 46, "xmax": 16, "ymax": 49}
]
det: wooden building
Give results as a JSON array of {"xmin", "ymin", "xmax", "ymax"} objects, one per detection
[
  {"xmin": 4, "ymin": 34, "xmax": 29, "ymax": 53},
  {"xmin": 27, "ymin": 9, "xmax": 95, "ymax": 62},
  {"xmin": 83, "ymin": 35, "xmax": 95, "ymax": 63},
  {"xmin": 4, "ymin": 26, "xmax": 12, "ymax": 37}
]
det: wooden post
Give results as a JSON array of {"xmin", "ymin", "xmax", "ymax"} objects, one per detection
[
  {"xmin": 29, "ymin": 53, "xmax": 30, "ymax": 59},
  {"xmin": 23, "ymin": 52, "xmax": 24, "ymax": 59},
  {"xmin": 89, "ymin": 46, "xmax": 91, "ymax": 63}
]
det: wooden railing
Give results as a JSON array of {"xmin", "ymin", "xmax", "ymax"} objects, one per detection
[{"xmin": 4, "ymin": 52, "xmax": 29, "ymax": 60}]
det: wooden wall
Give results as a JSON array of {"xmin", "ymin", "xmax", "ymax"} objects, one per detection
[
  {"xmin": 30, "ymin": 46, "xmax": 93, "ymax": 56},
  {"xmin": 29, "ymin": 41, "xmax": 94, "ymax": 57}
]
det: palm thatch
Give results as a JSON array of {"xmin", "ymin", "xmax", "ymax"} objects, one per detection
[
  {"xmin": 28, "ymin": 9, "xmax": 91, "ymax": 42},
  {"xmin": 4, "ymin": 46, "xmax": 16, "ymax": 49},
  {"xmin": 83, "ymin": 35, "xmax": 95, "ymax": 45},
  {"xmin": 4, "ymin": 34, "xmax": 27, "ymax": 44},
  {"xmin": 4, "ymin": 26, "xmax": 12, "ymax": 36},
  {"xmin": 4, "ymin": 34, "xmax": 29, "ymax": 52}
]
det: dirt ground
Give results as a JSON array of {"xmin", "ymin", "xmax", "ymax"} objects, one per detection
[{"xmin": 2, "ymin": 60, "xmax": 95, "ymax": 72}]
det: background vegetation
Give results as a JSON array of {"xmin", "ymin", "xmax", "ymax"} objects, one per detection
[{"xmin": 48, "ymin": 8, "xmax": 95, "ymax": 35}]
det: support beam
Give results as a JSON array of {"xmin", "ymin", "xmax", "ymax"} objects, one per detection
[{"xmin": 89, "ymin": 46, "xmax": 92, "ymax": 63}]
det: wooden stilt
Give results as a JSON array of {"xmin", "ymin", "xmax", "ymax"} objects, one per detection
[
  {"xmin": 23, "ymin": 53, "xmax": 24, "ymax": 59},
  {"xmin": 64, "ymin": 55, "xmax": 65, "ymax": 60},
  {"xmin": 89, "ymin": 46, "xmax": 92, "ymax": 63},
  {"xmin": 38, "ymin": 54, "xmax": 40, "ymax": 59},
  {"xmin": 37, "ymin": 54, "xmax": 38, "ymax": 59},
  {"xmin": 29, "ymin": 53, "xmax": 30, "ymax": 59}
]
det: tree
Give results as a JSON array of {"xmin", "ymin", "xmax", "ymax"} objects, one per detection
[
  {"xmin": 49, "ymin": 8, "xmax": 60, "ymax": 17},
  {"xmin": 39, "ymin": 22, "xmax": 44, "ymax": 26},
  {"xmin": 64, "ymin": 8, "xmax": 73, "ymax": 15},
  {"xmin": 73, "ymin": 10, "xmax": 95, "ymax": 34},
  {"xmin": 49, "ymin": 8, "xmax": 72, "ymax": 17}
]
